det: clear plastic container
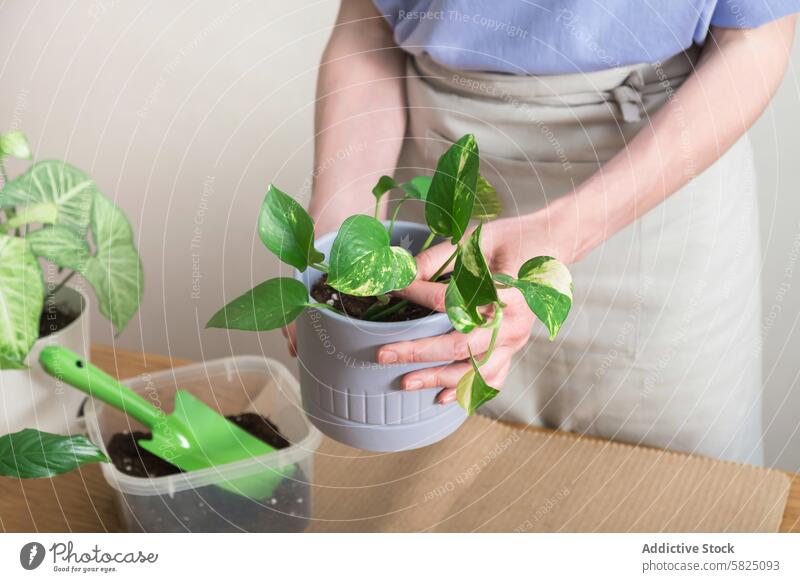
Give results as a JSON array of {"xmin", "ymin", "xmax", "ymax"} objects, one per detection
[{"xmin": 84, "ymin": 355, "xmax": 321, "ymax": 532}]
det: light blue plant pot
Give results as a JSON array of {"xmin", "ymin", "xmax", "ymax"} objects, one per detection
[{"xmin": 295, "ymin": 221, "xmax": 467, "ymax": 452}]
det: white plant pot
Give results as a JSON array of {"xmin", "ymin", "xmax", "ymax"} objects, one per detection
[{"xmin": 0, "ymin": 286, "xmax": 90, "ymax": 436}]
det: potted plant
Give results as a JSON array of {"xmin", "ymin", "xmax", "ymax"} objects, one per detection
[
  {"xmin": 208, "ymin": 134, "xmax": 574, "ymax": 452},
  {"xmin": 0, "ymin": 130, "xmax": 142, "ymax": 477}
]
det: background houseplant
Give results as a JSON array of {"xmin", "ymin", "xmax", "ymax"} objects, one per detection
[
  {"xmin": 0, "ymin": 130, "xmax": 143, "ymax": 478},
  {"xmin": 208, "ymin": 134, "xmax": 574, "ymax": 450}
]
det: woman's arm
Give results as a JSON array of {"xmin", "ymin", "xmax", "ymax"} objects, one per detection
[
  {"xmin": 284, "ymin": 1, "xmax": 406, "ymax": 355},
  {"xmin": 308, "ymin": 0, "xmax": 407, "ymax": 235},
  {"xmin": 552, "ymin": 15, "xmax": 797, "ymax": 264},
  {"xmin": 379, "ymin": 15, "xmax": 797, "ymax": 398}
]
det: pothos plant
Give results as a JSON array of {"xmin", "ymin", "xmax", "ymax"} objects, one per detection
[
  {"xmin": 0, "ymin": 130, "xmax": 143, "ymax": 478},
  {"xmin": 208, "ymin": 134, "xmax": 573, "ymax": 415}
]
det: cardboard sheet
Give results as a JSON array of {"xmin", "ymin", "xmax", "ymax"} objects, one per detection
[{"xmin": 308, "ymin": 415, "xmax": 790, "ymax": 532}]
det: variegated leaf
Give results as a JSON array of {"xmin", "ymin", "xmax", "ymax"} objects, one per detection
[
  {"xmin": 0, "ymin": 161, "xmax": 98, "ymax": 231},
  {"xmin": 495, "ymin": 256, "xmax": 573, "ymax": 340},
  {"xmin": 0, "ymin": 234, "xmax": 43, "ymax": 368},
  {"xmin": 82, "ymin": 194, "xmax": 143, "ymax": 333},
  {"xmin": 327, "ymin": 215, "xmax": 416, "ymax": 296},
  {"xmin": 456, "ymin": 351, "xmax": 499, "ymax": 415}
]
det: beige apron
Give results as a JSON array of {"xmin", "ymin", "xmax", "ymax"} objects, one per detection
[{"xmin": 396, "ymin": 49, "xmax": 764, "ymax": 465}]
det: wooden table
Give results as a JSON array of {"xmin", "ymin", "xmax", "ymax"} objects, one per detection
[{"xmin": 1, "ymin": 345, "xmax": 798, "ymax": 533}]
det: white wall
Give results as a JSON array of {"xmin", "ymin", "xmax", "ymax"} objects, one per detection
[{"xmin": 0, "ymin": 1, "xmax": 798, "ymax": 471}]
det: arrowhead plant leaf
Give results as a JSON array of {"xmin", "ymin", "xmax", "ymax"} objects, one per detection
[
  {"xmin": 327, "ymin": 215, "xmax": 416, "ymax": 296},
  {"xmin": 456, "ymin": 350, "xmax": 499, "ymax": 415},
  {"xmin": 26, "ymin": 225, "xmax": 92, "ymax": 272},
  {"xmin": 425, "ymin": 134, "xmax": 479, "ymax": 243},
  {"xmin": 495, "ymin": 256, "xmax": 573, "ymax": 340},
  {"xmin": 0, "ymin": 131, "xmax": 32, "ymax": 160},
  {"xmin": 0, "ymin": 234, "xmax": 44, "ymax": 369},
  {"xmin": 207, "ymin": 277, "xmax": 310, "ymax": 331},
  {"xmin": 258, "ymin": 184, "xmax": 324, "ymax": 272},
  {"xmin": 82, "ymin": 194, "xmax": 144, "ymax": 333},
  {"xmin": 0, "ymin": 429, "xmax": 108, "ymax": 478},
  {"xmin": 22, "ymin": 196, "xmax": 144, "ymax": 334},
  {"xmin": 0, "ymin": 161, "xmax": 98, "ymax": 231}
]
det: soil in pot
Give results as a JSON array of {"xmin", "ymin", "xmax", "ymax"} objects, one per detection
[
  {"xmin": 38, "ymin": 296, "xmax": 81, "ymax": 338},
  {"xmin": 107, "ymin": 413, "xmax": 310, "ymax": 533},
  {"xmin": 311, "ymin": 274, "xmax": 434, "ymax": 321}
]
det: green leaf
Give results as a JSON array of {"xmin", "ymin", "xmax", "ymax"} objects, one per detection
[
  {"xmin": 425, "ymin": 134, "xmax": 479, "ymax": 243},
  {"xmin": 22, "ymin": 197, "xmax": 143, "ymax": 334},
  {"xmin": 472, "ymin": 174, "xmax": 502, "ymax": 220},
  {"xmin": 0, "ymin": 203, "xmax": 58, "ymax": 233},
  {"xmin": 397, "ymin": 173, "xmax": 496, "ymax": 221},
  {"xmin": 456, "ymin": 352, "xmax": 499, "ymax": 415},
  {"xmin": 495, "ymin": 256, "xmax": 573, "ymax": 340},
  {"xmin": 374, "ymin": 175, "xmax": 432, "ymax": 203},
  {"xmin": 401, "ymin": 175, "xmax": 432, "ymax": 200},
  {"xmin": 0, "ymin": 131, "xmax": 32, "ymax": 160},
  {"xmin": 327, "ymin": 215, "xmax": 417, "ymax": 296},
  {"xmin": 0, "ymin": 234, "xmax": 43, "ymax": 368},
  {"xmin": 0, "ymin": 160, "xmax": 99, "ymax": 230},
  {"xmin": 445, "ymin": 225, "xmax": 496, "ymax": 333},
  {"xmin": 258, "ymin": 184, "xmax": 324, "ymax": 272},
  {"xmin": 0, "ymin": 429, "xmax": 108, "ymax": 478},
  {"xmin": 372, "ymin": 175, "xmax": 398, "ymax": 202},
  {"xmin": 206, "ymin": 277, "xmax": 309, "ymax": 331},
  {"xmin": 0, "ymin": 354, "xmax": 28, "ymax": 369},
  {"xmin": 445, "ymin": 279, "xmax": 484, "ymax": 333},
  {"xmin": 82, "ymin": 194, "xmax": 143, "ymax": 333},
  {"xmin": 26, "ymin": 225, "xmax": 91, "ymax": 272}
]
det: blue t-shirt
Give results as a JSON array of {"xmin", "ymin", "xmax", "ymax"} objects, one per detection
[{"xmin": 373, "ymin": 0, "xmax": 800, "ymax": 74}]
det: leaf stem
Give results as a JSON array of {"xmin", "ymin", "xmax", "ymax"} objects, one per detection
[
  {"xmin": 48, "ymin": 270, "xmax": 77, "ymax": 299},
  {"xmin": 429, "ymin": 246, "xmax": 458, "ymax": 281},
  {"xmin": 477, "ymin": 303, "xmax": 503, "ymax": 367},
  {"xmin": 311, "ymin": 262, "xmax": 329, "ymax": 273},
  {"xmin": 387, "ymin": 196, "xmax": 408, "ymax": 239},
  {"xmin": 420, "ymin": 231, "xmax": 436, "ymax": 252}
]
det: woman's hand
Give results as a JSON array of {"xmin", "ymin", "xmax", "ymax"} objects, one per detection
[{"xmin": 376, "ymin": 213, "xmax": 574, "ymax": 404}]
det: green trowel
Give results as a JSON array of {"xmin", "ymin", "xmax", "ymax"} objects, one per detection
[{"xmin": 39, "ymin": 346, "xmax": 294, "ymax": 499}]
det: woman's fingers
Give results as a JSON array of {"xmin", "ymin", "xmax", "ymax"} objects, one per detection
[
  {"xmin": 393, "ymin": 280, "xmax": 447, "ymax": 312},
  {"xmin": 377, "ymin": 326, "xmax": 496, "ymax": 364},
  {"xmin": 434, "ymin": 350, "xmax": 513, "ymax": 405},
  {"xmin": 281, "ymin": 323, "xmax": 297, "ymax": 357},
  {"xmin": 401, "ymin": 347, "xmax": 515, "ymax": 390},
  {"xmin": 412, "ymin": 240, "xmax": 457, "ymax": 280}
]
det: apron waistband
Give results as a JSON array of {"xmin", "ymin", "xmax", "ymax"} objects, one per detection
[{"xmin": 411, "ymin": 46, "xmax": 700, "ymax": 124}]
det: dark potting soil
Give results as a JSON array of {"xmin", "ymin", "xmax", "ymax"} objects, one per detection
[
  {"xmin": 311, "ymin": 274, "xmax": 434, "ymax": 322},
  {"xmin": 38, "ymin": 301, "xmax": 80, "ymax": 338},
  {"xmin": 107, "ymin": 413, "xmax": 310, "ymax": 533}
]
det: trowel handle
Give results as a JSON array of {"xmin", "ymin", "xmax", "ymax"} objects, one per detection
[{"xmin": 39, "ymin": 346, "xmax": 162, "ymax": 429}]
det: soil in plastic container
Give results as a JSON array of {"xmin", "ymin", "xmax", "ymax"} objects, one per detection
[{"xmin": 106, "ymin": 413, "xmax": 310, "ymax": 532}]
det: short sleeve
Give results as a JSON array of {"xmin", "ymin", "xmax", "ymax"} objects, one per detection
[{"xmin": 711, "ymin": 0, "xmax": 800, "ymax": 28}]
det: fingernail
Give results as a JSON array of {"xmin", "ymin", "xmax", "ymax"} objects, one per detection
[
  {"xmin": 404, "ymin": 379, "xmax": 423, "ymax": 390},
  {"xmin": 438, "ymin": 391, "xmax": 456, "ymax": 405},
  {"xmin": 379, "ymin": 350, "xmax": 398, "ymax": 364}
]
